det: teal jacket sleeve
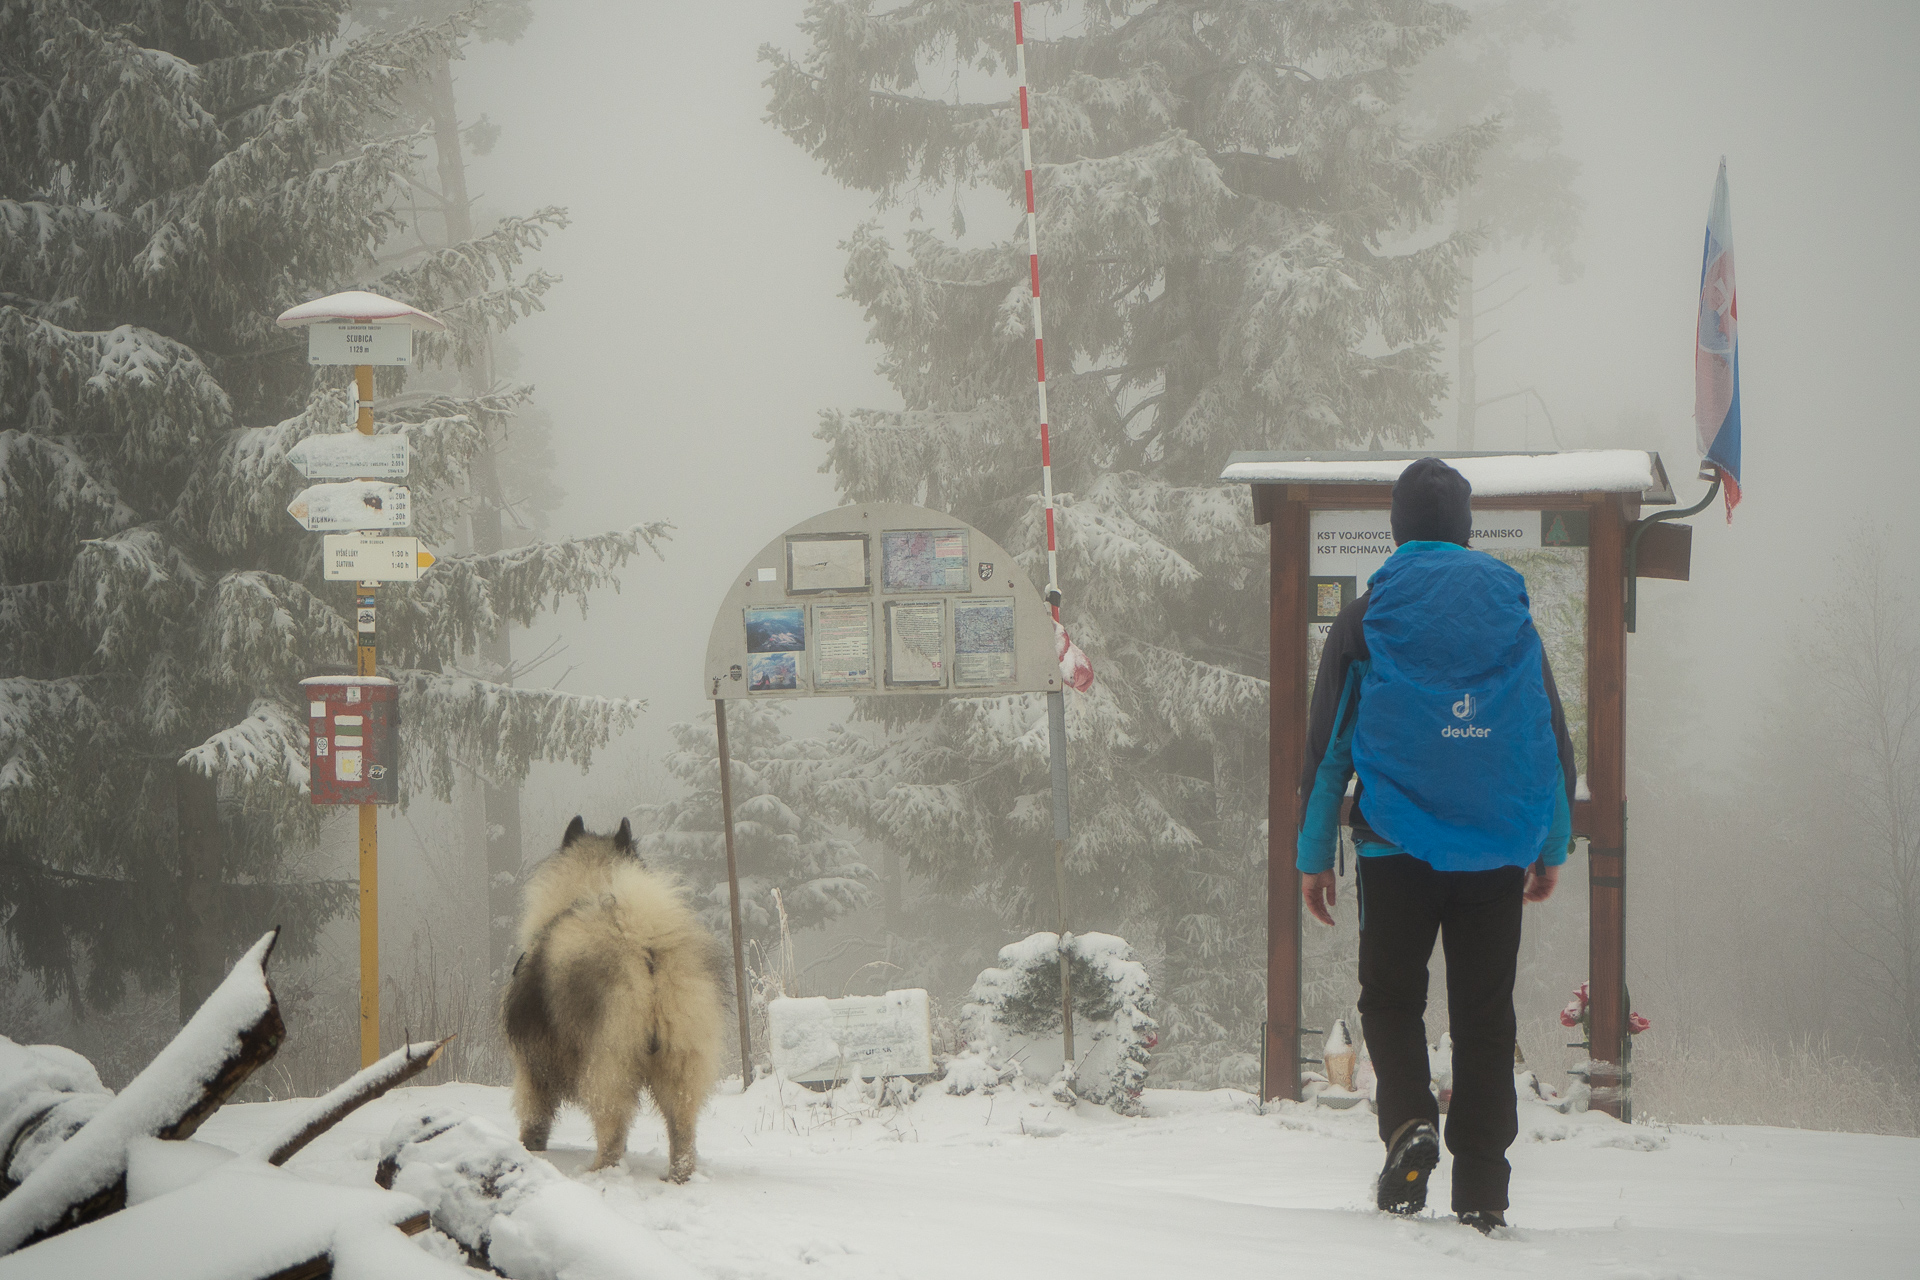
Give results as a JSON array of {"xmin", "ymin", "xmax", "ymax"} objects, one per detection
[
  {"xmin": 1539, "ymin": 763, "xmax": 1571, "ymax": 867},
  {"xmin": 1297, "ymin": 661, "xmax": 1365, "ymax": 874}
]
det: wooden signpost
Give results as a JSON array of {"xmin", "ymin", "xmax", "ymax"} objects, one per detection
[
  {"xmin": 275, "ymin": 291, "xmax": 446, "ymax": 1068},
  {"xmin": 1222, "ymin": 449, "xmax": 1697, "ymax": 1119}
]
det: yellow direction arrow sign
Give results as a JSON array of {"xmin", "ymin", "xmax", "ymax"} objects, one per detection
[{"xmin": 323, "ymin": 533, "xmax": 435, "ymax": 582}]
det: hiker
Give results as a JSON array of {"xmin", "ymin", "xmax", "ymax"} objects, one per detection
[{"xmin": 1297, "ymin": 457, "xmax": 1575, "ymax": 1235}]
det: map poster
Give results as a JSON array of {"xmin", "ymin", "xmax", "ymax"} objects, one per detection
[
  {"xmin": 882, "ymin": 529, "xmax": 971, "ymax": 593},
  {"xmin": 788, "ymin": 533, "xmax": 870, "ymax": 593},
  {"xmin": 748, "ymin": 652, "xmax": 799, "ymax": 692},
  {"xmin": 814, "ymin": 602, "xmax": 875, "ymax": 690},
  {"xmin": 885, "ymin": 600, "xmax": 946, "ymax": 687},
  {"xmin": 953, "ymin": 597, "xmax": 1015, "ymax": 686}
]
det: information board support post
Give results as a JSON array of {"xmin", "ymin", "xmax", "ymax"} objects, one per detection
[
  {"xmin": 1047, "ymin": 689, "xmax": 1074, "ymax": 1065},
  {"xmin": 352, "ymin": 362, "xmax": 382, "ymax": 1070},
  {"xmin": 1587, "ymin": 494, "xmax": 1630, "ymax": 1118},
  {"xmin": 713, "ymin": 699, "xmax": 752, "ymax": 1081},
  {"xmin": 1265, "ymin": 490, "xmax": 1308, "ymax": 1103}
]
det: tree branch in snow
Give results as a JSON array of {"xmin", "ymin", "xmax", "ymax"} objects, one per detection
[
  {"xmin": 0, "ymin": 929, "xmax": 284, "ymax": 1254},
  {"xmin": 0, "ymin": 1041, "xmax": 111, "ymax": 1201},
  {"xmin": 248, "ymin": 1037, "xmax": 453, "ymax": 1169},
  {"xmin": 374, "ymin": 1107, "xmax": 702, "ymax": 1280}
]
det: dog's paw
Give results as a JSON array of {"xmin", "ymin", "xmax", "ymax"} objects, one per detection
[{"xmin": 663, "ymin": 1158, "xmax": 695, "ymax": 1184}]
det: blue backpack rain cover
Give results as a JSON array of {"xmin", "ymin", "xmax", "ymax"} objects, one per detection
[{"xmin": 1351, "ymin": 542, "xmax": 1559, "ymax": 871}]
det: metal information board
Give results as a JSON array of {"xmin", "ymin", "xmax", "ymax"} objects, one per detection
[{"xmin": 704, "ymin": 503, "xmax": 1058, "ymax": 699}]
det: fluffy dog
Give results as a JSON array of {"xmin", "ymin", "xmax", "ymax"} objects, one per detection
[{"xmin": 503, "ymin": 816, "xmax": 727, "ymax": 1180}]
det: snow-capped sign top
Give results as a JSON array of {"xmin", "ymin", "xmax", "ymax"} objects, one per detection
[
  {"xmin": 1219, "ymin": 450, "xmax": 1675, "ymax": 504},
  {"xmin": 274, "ymin": 290, "xmax": 447, "ymax": 331}
]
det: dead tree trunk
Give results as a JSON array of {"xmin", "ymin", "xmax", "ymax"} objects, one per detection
[
  {"xmin": 424, "ymin": 52, "xmax": 525, "ymax": 986},
  {"xmin": 247, "ymin": 1038, "xmax": 452, "ymax": 1168},
  {"xmin": 0, "ymin": 930, "xmax": 284, "ymax": 1254},
  {"xmin": 376, "ymin": 1106, "xmax": 702, "ymax": 1280}
]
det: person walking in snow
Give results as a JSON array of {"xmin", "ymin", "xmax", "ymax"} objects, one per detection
[{"xmin": 1296, "ymin": 457, "xmax": 1575, "ymax": 1234}]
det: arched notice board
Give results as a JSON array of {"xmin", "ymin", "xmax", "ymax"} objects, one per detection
[{"xmin": 703, "ymin": 502, "xmax": 1060, "ymax": 700}]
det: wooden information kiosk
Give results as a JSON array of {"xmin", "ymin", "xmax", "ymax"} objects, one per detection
[{"xmin": 1224, "ymin": 450, "xmax": 1692, "ymax": 1118}]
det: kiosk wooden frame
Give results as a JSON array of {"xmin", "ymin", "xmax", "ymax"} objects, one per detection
[{"xmin": 1223, "ymin": 450, "xmax": 1689, "ymax": 1118}]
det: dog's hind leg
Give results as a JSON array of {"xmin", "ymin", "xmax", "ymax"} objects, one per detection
[
  {"xmin": 580, "ymin": 1058, "xmax": 638, "ymax": 1172},
  {"xmin": 585, "ymin": 1096, "xmax": 636, "ymax": 1172},
  {"xmin": 656, "ymin": 1078, "xmax": 702, "ymax": 1184},
  {"xmin": 512, "ymin": 1064, "xmax": 561, "ymax": 1153}
]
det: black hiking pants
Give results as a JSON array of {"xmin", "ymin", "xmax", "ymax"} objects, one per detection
[{"xmin": 1357, "ymin": 852, "xmax": 1525, "ymax": 1213}]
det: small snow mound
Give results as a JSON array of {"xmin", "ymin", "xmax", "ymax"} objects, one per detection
[{"xmin": 942, "ymin": 1047, "xmax": 1019, "ymax": 1096}]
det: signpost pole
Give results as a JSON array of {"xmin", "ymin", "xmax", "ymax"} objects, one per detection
[
  {"xmin": 713, "ymin": 699, "xmax": 753, "ymax": 1081},
  {"xmin": 280, "ymin": 293, "xmax": 443, "ymax": 1072},
  {"xmin": 354, "ymin": 362, "xmax": 380, "ymax": 1070}
]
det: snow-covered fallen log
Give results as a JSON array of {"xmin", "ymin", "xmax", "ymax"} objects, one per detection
[
  {"xmin": 377, "ymin": 1106, "xmax": 703, "ymax": 1280},
  {"xmin": 0, "ymin": 929, "xmax": 285, "ymax": 1254},
  {"xmin": 0, "ymin": 1039, "xmax": 112, "ymax": 1198},
  {"xmin": 0, "ymin": 1137, "xmax": 465, "ymax": 1280},
  {"xmin": 245, "ymin": 1037, "xmax": 453, "ymax": 1168}
]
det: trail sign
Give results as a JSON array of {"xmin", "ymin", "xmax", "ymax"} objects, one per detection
[
  {"xmin": 276, "ymin": 290, "xmax": 447, "ymax": 370},
  {"xmin": 287, "ymin": 433, "xmax": 409, "ymax": 481},
  {"xmin": 287, "ymin": 481, "xmax": 412, "ymax": 531},
  {"xmin": 322, "ymin": 533, "xmax": 436, "ymax": 582},
  {"xmin": 307, "ymin": 322, "xmax": 413, "ymax": 367},
  {"xmin": 273, "ymin": 288, "xmax": 446, "ymax": 1075}
]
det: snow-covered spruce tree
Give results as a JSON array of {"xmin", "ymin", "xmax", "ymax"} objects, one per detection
[
  {"xmin": 641, "ymin": 705, "xmax": 874, "ymax": 959},
  {"xmin": 765, "ymin": 1, "xmax": 1488, "ymax": 1086},
  {"xmin": 0, "ymin": 3, "xmax": 659, "ymax": 1023}
]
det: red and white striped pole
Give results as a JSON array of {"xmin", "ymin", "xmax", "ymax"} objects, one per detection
[
  {"xmin": 1014, "ymin": 2, "xmax": 1061, "ymax": 621},
  {"xmin": 1016, "ymin": 0, "xmax": 1079, "ymax": 1069}
]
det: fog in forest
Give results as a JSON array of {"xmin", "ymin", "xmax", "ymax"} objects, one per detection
[{"xmin": 7, "ymin": 1, "xmax": 1917, "ymax": 1133}]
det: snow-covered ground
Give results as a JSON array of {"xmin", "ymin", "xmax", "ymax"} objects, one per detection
[{"xmin": 183, "ymin": 1076, "xmax": 1919, "ymax": 1279}]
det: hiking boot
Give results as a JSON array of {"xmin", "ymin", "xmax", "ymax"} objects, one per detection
[
  {"xmin": 1458, "ymin": 1209, "xmax": 1507, "ymax": 1235},
  {"xmin": 1375, "ymin": 1119, "xmax": 1440, "ymax": 1214}
]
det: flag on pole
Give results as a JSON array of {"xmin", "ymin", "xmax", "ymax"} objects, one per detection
[{"xmin": 1694, "ymin": 158, "xmax": 1742, "ymax": 518}]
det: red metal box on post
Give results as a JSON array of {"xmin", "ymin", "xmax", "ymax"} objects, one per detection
[{"xmin": 301, "ymin": 676, "xmax": 399, "ymax": 805}]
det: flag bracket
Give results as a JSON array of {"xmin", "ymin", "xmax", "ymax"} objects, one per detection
[{"xmin": 1625, "ymin": 473, "xmax": 1722, "ymax": 632}]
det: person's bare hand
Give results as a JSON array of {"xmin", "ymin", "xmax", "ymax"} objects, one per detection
[
  {"xmin": 1302, "ymin": 870, "xmax": 1338, "ymax": 926},
  {"xmin": 1523, "ymin": 860, "xmax": 1559, "ymax": 903}
]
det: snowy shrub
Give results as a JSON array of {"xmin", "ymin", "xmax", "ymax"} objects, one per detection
[
  {"xmin": 942, "ymin": 1048, "xmax": 1020, "ymax": 1097},
  {"xmin": 963, "ymin": 932, "xmax": 1156, "ymax": 1114}
]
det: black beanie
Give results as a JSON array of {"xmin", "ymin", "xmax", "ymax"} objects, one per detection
[{"xmin": 1390, "ymin": 457, "xmax": 1473, "ymax": 546}]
